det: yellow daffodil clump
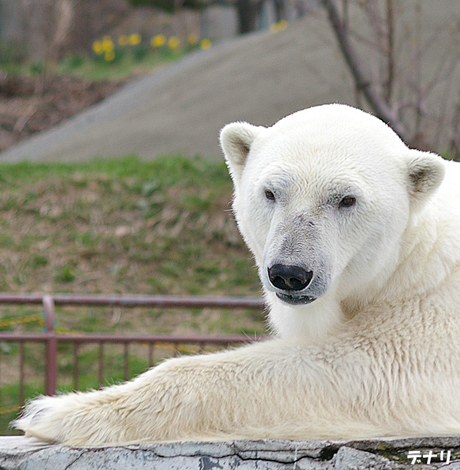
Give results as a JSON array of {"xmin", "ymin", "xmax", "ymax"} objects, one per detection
[
  {"xmin": 92, "ymin": 36, "xmax": 117, "ymax": 62},
  {"xmin": 102, "ymin": 36, "xmax": 114, "ymax": 52},
  {"xmin": 104, "ymin": 50, "xmax": 115, "ymax": 62},
  {"xmin": 200, "ymin": 38, "xmax": 212, "ymax": 50},
  {"xmin": 91, "ymin": 30, "xmax": 214, "ymax": 68},
  {"xmin": 150, "ymin": 34, "xmax": 166, "ymax": 48},
  {"xmin": 270, "ymin": 19, "xmax": 288, "ymax": 33},
  {"xmin": 92, "ymin": 40, "xmax": 103, "ymax": 55},
  {"xmin": 129, "ymin": 33, "xmax": 142, "ymax": 46},
  {"xmin": 168, "ymin": 36, "xmax": 180, "ymax": 50}
]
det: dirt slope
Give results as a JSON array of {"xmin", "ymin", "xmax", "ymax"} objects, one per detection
[{"xmin": 0, "ymin": 74, "xmax": 123, "ymax": 153}]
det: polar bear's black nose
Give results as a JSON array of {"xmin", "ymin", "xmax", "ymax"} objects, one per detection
[{"xmin": 268, "ymin": 264, "xmax": 313, "ymax": 291}]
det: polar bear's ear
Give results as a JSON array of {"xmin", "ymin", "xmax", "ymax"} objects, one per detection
[
  {"xmin": 406, "ymin": 149, "xmax": 445, "ymax": 203},
  {"xmin": 220, "ymin": 122, "xmax": 264, "ymax": 181}
]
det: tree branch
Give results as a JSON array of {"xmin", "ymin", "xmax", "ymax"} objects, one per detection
[{"xmin": 322, "ymin": 0, "xmax": 408, "ymax": 143}]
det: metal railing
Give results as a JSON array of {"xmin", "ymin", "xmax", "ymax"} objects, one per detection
[{"xmin": 0, "ymin": 293, "xmax": 265, "ymax": 417}]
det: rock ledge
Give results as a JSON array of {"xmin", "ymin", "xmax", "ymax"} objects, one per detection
[{"xmin": 1, "ymin": 435, "xmax": 460, "ymax": 469}]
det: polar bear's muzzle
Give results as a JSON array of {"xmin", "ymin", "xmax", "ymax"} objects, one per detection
[
  {"xmin": 267, "ymin": 264, "xmax": 317, "ymax": 305},
  {"xmin": 275, "ymin": 292, "xmax": 317, "ymax": 306}
]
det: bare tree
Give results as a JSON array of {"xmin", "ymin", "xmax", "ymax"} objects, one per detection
[
  {"xmin": 20, "ymin": 0, "xmax": 129, "ymax": 64},
  {"xmin": 322, "ymin": 0, "xmax": 407, "ymax": 141},
  {"xmin": 21, "ymin": 0, "xmax": 51, "ymax": 63},
  {"xmin": 20, "ymin": 0, "xmax": 67, "ymax": 92},
  {"xmin": 273, "ymin": 0, "xmax": 286, "ymax": 22},
  {"xmin": 129, "ymin": 0, "xmax": 288, "ymax": 35},
  {"xmin": 322, "ymin": 0, "xmax": 460, "ymax": 155},
  {"xmin": 236, "ymin": 0, "xmax": 264, "ymax": 33}
]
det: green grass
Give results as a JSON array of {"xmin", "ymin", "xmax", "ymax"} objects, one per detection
[
  {"xmin": 57, "ymin": 49, "xmax": 186, "ymax": 80},
  {"xmin": 0, "ymin": 155, "xmax": 265, "ymax": 433},
  {"xmin": 0, "ymin": 155, "xmax": 262, "ymax": 317},
  {"xmin": 1, "ymin": 44, "xmax": 190, "ymax": 81}
]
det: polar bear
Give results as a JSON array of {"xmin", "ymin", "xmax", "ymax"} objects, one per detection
[{"xmin": 14, "ymin": 104, "xmax": 460, "ymax": 445}]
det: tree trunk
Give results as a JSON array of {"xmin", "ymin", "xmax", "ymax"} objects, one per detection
[
  {"xmin": 236, "ymin": 0, "xmax": 262, "ymax": 34},
  {"xmin": 273, "ymin": 0, "xmax": 286, "ymax": 22},
  {"xmin": 322, "ymin": 0, "xmax": 408, "ymax": 143}
]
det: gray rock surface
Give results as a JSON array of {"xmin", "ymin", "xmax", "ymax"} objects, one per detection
[{"xmin": 2, "ymin": 436, "xmax": 460, "ymax": 469}]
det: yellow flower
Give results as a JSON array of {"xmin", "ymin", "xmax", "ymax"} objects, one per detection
[
  {"xmin": 129, "ymin": 33, "xmax": 142, "ymax": 46},
  {"xmin": 92, "ymin": 40, "xmax": 103, "ymax": 55},
  {"xmin": 168, "ymin": 36, "xmax": 180, "ymax": 50},
  {"xmin": 277, "ymin": 19, "xmax": 288, "ymax": 30},
  {"xmin": 200, "ymin": 38, "xmax": 212, "ymax": 50},
  {"xmin": 104, "ymin": 50, "xmax": 116, "ymax": 62},
  {"xmin": 187, "ymin": 33, "xmax": 199, "ymax": 46},
  {"xmin": 270, "ymin": 20, "xmax": 288, "ymax": 33},
  {"xmin": 118, "ymin": 35, "xmax": 129, "ymax": 46},
  {"xmin": 151, "ymin": 34, "xmax": 166, "ymax": 48},
  {"xmin": 102, "ymin": 36, "xmax": 114, "ymax": 52}
]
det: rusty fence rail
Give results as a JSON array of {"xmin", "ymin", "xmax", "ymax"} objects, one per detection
[{"xmin": 0, "ymin": 293, "xmax": 265, "ymax": 419}]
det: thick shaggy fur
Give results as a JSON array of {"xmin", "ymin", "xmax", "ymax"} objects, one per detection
[{"xmin": 14, "ymin": 104, "xmax": 460, "ymax": 445}]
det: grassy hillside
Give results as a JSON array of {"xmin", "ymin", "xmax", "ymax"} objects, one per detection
[
  {"xmin": 0, "ymin": 155, "xmax": 266, "ymax": 433},
  {"xmin": 0, "ymin": 156, "xmax": 264, "ymax": 336}
]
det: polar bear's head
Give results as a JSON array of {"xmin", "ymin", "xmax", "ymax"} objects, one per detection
[{"xmin": 220, "ymin": 104, "xmax": 445, "ymax": 339}]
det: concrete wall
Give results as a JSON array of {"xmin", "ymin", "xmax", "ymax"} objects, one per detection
[{"xmin": 1, "ymin": 436, "xmax": 460, "ymax": 469}]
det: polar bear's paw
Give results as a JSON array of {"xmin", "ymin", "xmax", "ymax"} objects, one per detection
[
  {"xmin": 13, "ymin": 393, "xmax": 110, "ymax": 446},
  {"xmin": 13, "ymin": 395, "xmax": 73, "ymax": 444}
]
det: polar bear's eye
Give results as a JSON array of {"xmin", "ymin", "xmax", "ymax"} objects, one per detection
[
  {"xmin": 264, "ymin": 190, "xmax": 276, "ymax": 202},
  {"xmin": 339, "ymin": 196, "xmax": 356, "ymax": 208}
]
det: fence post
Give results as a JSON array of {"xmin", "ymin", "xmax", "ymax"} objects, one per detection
[{"xmin": 43, "ymin": 295, "xmax": 57, "ymax": 396}]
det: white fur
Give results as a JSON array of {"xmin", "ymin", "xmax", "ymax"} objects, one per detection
[{"xmin": 14, "ymin": 104, "xmax": 460, "ymax": 445}]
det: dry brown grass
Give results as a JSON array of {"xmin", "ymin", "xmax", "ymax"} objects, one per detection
[{"xmin": 0, "ymin": 156, "xmax": 265, "ymax": 337}]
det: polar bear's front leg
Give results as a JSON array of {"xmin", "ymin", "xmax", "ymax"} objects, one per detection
[
  {"xmin": 14, "ymin": 340, "xmax": 313, "ymax": 446},
  {"xmin": 14, "ymin": 358, "xmax": 227, "ymax": 445}
]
